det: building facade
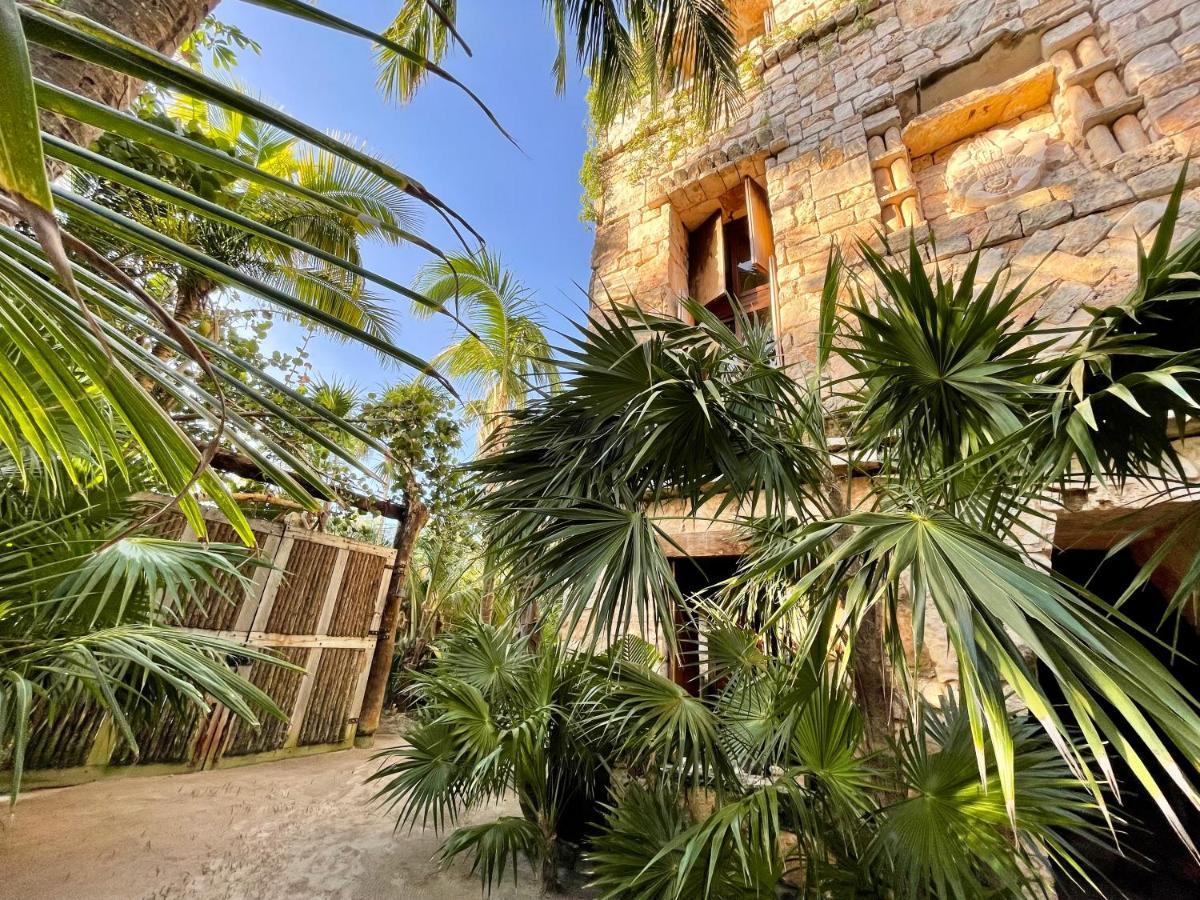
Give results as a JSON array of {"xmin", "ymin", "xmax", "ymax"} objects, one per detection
[
  {"xmin": 586, "ymin": 0, "xmax": 1200, "ymax": 570},
  {"xmin": 584, "ymin": 5, "xmax": 1200, "ymax": 877}
]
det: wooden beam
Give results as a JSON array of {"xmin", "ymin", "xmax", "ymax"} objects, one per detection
[{"xmin": 202, "ymin": 446, "xmax": 407, "ymax": 521}]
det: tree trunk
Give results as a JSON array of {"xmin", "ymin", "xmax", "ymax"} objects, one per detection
[
  {"xmin": 31, "ymin": 0, "xmax": 220, "ymax": 147},
  {"xmin": 138, "ymin": 276, "xmax": 215, "ymax": 394},
  {"xmin": 540, "ymin": 832, "xmax": 560, "ymax": 895},
  {"xmin": 157, "ymin": 276, "xmax": 213, "ymax": 357},
  {"xmin": 355, "ymin": 496, "xmax": 430, "ymax": 746},
  {"xmin": 822, "ymin": 476, "xmax": 895, "ymax": 745}
]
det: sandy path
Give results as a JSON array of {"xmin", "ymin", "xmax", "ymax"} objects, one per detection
[{"xmin": 0, "ymin": 734, "xmax": 570, "ymax": 899}]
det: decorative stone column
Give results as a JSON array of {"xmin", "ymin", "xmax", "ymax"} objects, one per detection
[
  {"xmin": 1043, "ymin": 11, "xmax": 1150, "ymax": 166},
  {"xmin": 865, "ymin": 108, "xmax": 923, "ymax": 233}
]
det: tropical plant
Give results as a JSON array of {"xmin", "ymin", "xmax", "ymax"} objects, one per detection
[
  {"xmin": 0, "ymin": 0, "xmax": 484, "ymax": 800},
  {"xmin": 1, "ymin": 0, "xmax": 479, "ymax": 538},
  {"xmin": 373, "ymin": 617, "xmax": 1104, "ymax": 897},
  {"xmin": 72, "ymin": 97, "xmax": 419, "ymax": 346},
  {"xmin": 586, "ymin": 651, "xmax": 1105, "ymax": 899},
  {"xmin": 411, "ymin": 249, "xmax": 559, "ymax": 440},
  {"xmin": 0, "ymin": 447, "xmax": 290, "ymax": 798},
  {"xmin": 389, "ymin": 514, "xmax": 483, "ymax": 702},
  {"xmin": 472, "ymin": 172, "xmax": 1200, "ymax": 892},
  {"xmin": 371, "ymin": 620, "xmax": 607, "ymax": 893},
  {"xmin": 377, "ymin": 0, "xmax": 743, "ymax": 126}
]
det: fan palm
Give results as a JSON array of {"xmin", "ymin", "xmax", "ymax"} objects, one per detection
[
  {"xmin": 412, "ymin": 250, "xmax": 559, "ymax": 439},
  {"xmin": 388, "ymin": 519, "xmax": 483, "ymax": 699},
  {"xmin": 472, "ymin": 174, "xmax": 1200, "ymax": 879},
  {"xmin": 0, "ymin": 0, "xmax": 495, "ymax": 802},
  {"xmin": 0, "ymin": 436, "xmax": 291, "ymax": 799},
  {"xmin": 371, "ymin": 619, "xmax": 605, "ymax": 893},
  {"xmin": 372, "ymin": 619, "xmax": 1104, "ymax": 897}
]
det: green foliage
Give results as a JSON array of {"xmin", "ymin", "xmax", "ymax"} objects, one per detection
[
  {"xmin": 375, "ymin": 0, "xmax": 459, "ymax": 103},
  {"xmin": 579, "ymin": 133, "xmax": 606, "ymax": 225},
  {"xmin": 374, "ymin": 1, "xmax": 743, "ymax": 129},
  {"xmin": 177, "ymin": 16, "xmax": 261, "ymax": 72},
  {"xmin": 410, "ymin": 249, "xmax": 559, "ymax": 440},
  {"xmin": 1, "ymin": 0, "xmax": 480, "ymax": 540},
  {"xmin": 582, "ymin": 643, "xmax": 1101, "ymax": 899},
  {"xmin": 0, "ymin": 0, "xmax": 498, "ymax": 807},
  {"xmin": 371, "ymin": 621, "xmax": 604, "ymax": 892},
  {"xmin": 475, "ymin": 175, "xmax": 1200, "ymax": 892},
  {"xmin": 0, "ymin": 455, "xmax": 290, "ymax": 799},
  {"xmin": 475, "ymin": 301, "xmax": 825, "ymax": 648}
]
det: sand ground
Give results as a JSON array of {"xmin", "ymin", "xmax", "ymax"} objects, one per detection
[{"xmin": 0, "ymin": 732, "xmax": 573, "ymax": 899}]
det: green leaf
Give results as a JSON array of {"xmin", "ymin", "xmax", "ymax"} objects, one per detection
[{"xmin": 0, "ymin": 0, "xmax": 52, "ymax": 211}]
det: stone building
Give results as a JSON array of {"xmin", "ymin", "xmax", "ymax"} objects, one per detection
[
  {"xmin": 586, "ymin": 0, "xmax": 1200, "ymax": 617},
  {"xmin": 584, "ymin": 1, "xmax": 1200, "ymax": 887}
]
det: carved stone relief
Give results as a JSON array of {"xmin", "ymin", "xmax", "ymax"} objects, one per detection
[{"xmin": 945, "ymin": 128, "xmax": 1049, "ymax": 212}]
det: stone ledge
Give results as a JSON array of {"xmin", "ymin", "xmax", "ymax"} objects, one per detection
[
  {"xmin": 902, "ymin": 63, "xmax": 1057, "ymax": 157},
  {"xmin": 760, "ymin": 0, "xmax": 883, "ymax": 74},
  {"xmin": 649, "ymin": 120, "xmax": 788, "ymax": 208}
]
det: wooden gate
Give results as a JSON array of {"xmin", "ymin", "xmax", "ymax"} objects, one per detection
[{"xmin": 12, "ymin": 510, "xmax": 395, "ymax": 789}]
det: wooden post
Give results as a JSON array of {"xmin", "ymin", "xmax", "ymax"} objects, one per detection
[{"xmin": 355, "ymin": 497, "xmax": 429, "ymax": 746}]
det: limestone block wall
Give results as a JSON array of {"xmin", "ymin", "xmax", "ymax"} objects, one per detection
[
  {"xmin": 584, "ymin": 0, "xmax": 1200, "ymax": 696},
  {"xmin": 587, "ymin": 0, "xmax": 1200, "ymax": 366}
]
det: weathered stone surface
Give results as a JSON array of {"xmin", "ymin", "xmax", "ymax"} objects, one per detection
[
  {"xmin": 1128, "ymin": 159, "xmax": 1200, "ymax": 198},
  {"xmin": 1058, "ymin": 214, "xmax": 1115, "ymax": 254},
  {"xmin": 1044, "ymin": 249, "xmax": 1117, "ymax": 284},
  {"xmin": 1020, "ymin": 198, "xmax": 1074, "ymax": 231},
  {"xmin": 1050, "ymin": 174, "xmax": 1134, "ymax": 215},
  {"xmin": 1124, "ymin": 44, "xmax": 1182, "ymax": 93},
  {"xmin": 1038, "ymin": 281, "xmax": 1095, "ymax": 323},
  {"xmin": 1012, "ymin": 228, "xmax": 1065, "ymax": 269},
  {"xmin": 1110, "ymin": 195, "xmax": 1200, "ymax": 240},
  {"xmin": 1117, "ymin": 17, "xmax": 1181, "ymax": 63},
  {"xmin": 1042, "ymin": 12, "xmax": 1095, "ymax": 58},
  {"xmin": 1111, "ymin": 137, "xmax": 1180, "ymax": 180},
  {"xmin": 946, "ymin": 129, "xmax": 1050, "ymax": 211},
  {"xmin": 902, "ymin": 64, "xmax": 1057, "ymax": 157},
  {"xmin": 810, "ymin": 154, "xmax": 874, "ymax": 201}
]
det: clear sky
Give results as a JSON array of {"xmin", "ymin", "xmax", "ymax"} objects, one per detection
[{"xmin": 217, "ymin": 0, "xmax": 595, "ymax": 390}]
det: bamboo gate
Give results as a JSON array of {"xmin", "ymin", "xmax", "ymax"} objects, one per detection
[{"xmin": 11, "ymin": 509, "xmax": 396, "ymax": 789}]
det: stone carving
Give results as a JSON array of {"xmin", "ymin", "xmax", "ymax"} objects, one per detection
[{"xmin": 946, "ymin": 128, "xmax": 1049, "ymax": 211}]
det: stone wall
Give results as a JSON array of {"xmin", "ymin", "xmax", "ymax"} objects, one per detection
[
  {"xmin": 588, "ymin": 0, "xmax": 1200, "ymax": 365},
  {"xmin": 584, "ymin": 0, "xmax": 1200, "ymax": 693}
]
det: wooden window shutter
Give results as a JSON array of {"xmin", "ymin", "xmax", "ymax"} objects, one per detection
[
  {"xmin": 745, "ymin": 177, "xmax": 774, "ymax": 274},
  {"xmin": 687, "ymin": 211, "xmax": 726, "ymax": 306}
]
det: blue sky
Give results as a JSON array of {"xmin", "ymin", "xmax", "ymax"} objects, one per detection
[{"xmin": 218, "ymin": 0, "xmax": 594, "ymax": 390}]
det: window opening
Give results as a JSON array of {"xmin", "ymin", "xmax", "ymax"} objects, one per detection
[{"xmin": 685, "ymin": 176, "xmax": 775, "ymax": 338}]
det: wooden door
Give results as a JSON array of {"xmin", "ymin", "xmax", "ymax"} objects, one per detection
[
  {"xmin": 688, "ymin": 211, "xmax": 726, "ymax": 307},
  {"xmin": 745, "ymin": 177, "xmax": 775, "ymax": 275}
]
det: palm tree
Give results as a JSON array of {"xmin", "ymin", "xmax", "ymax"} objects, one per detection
[
  {"xmin": 371, "ymin": 619, "xmax": 603, "ymax": 894},
  {"xmin": 0, "ymin": 0, "xmax": 743, "ymax": 807},
  {"xmin": 378, "ymin": 0, "xmax": 742, "ymax": 126},
  {"xmin": 75, "ymin": 98, "xmax": 417, "ymax": 348},
  {"xmin": 412, "ymin": 250, "xmax": 559, "ymax": 441},
  {"xmin": 0, "ymin": 0, "xmax": 479, "ymax": 797},
  {"xmin": 0, "ymin": 431, "xmax": 290, "ymax": 799},
  {"xmin": 373, "ymin": 619, "xmax": 1104, "ymax": 897},
  {"xmin": 472, "ymin": 177, "xmax": 1200, "ymax": 867}
]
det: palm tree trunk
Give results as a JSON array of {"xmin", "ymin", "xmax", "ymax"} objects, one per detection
[
  {"xmin": 356, "ymin": 495, "xmax": 430, "ymax": 746},
  {"xmin": 540, "ymin": 826, "xmax": 560, "ymax": 894},
  {"xmin": 138, "ymin": 276, "xmax": 215, "ymax": 394},
  {"xmin": 32, "ymin": 0, "xmax": 221, "ymax": 148},
  {"xmin": 822, "ymin": 475, "xmax": 895, "ymax": 745}
]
